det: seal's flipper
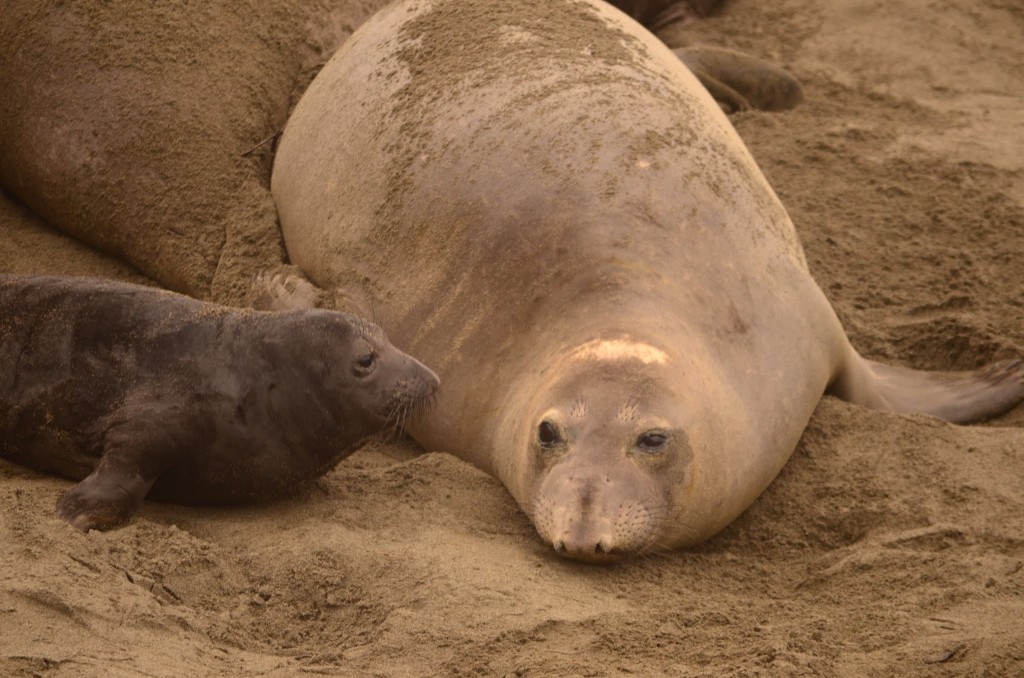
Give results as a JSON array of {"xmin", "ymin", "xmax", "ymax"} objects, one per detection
[
  {"xmin": 249, "ymin": 267, "xmax": 322, "ymax": 311},
  {"xmin": 56, "ymin": 398, "xmax": 185, "ymax": 531},
  {"xmin": 827, "ymin": 354, "xmax": 1024, "ymax": 424},
  {"xmin": 672, "ymin": 47, "xmax": 803, "ymax": 112},
  {"xmin": 249, "ymin": 268, "xmax": 378, "ymax": 325},
  {"xmin": 56, "ymin": 456, "xmax": 158, "ymax": 532}
]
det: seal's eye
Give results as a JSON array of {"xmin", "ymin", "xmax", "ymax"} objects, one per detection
[
  {"xmin": 636, "ymin": 431, "xmax": 668, "ymax": 453},
  {"xmin": 537, "ymin": 420, "xmax": 562, "ymax": 448},
  {"xmin": 353, "ymin": 352, "xmax": 377, "ymax": 377}
]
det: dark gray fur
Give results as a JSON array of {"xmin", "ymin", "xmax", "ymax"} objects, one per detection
[{"xmin": 0, "ymin": 275, "xmax": 438, "ymax": 531}]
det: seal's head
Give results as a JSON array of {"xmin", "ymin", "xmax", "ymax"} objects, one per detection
[
  {"xmin": 266, "ymin": 310, "xmax": 440, "ymax": 435},
  {"xmin": 516, "ymin": 337, "xmax": 708, "ymax": 563}
]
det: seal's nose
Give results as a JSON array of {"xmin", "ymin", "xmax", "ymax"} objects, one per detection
[
  {"xmin": 399, "ymin": 356, "xmax": 440, "ymax": 399},
  {"xmin": 552, "ymin": 535, "xmax": 615, "ymax": 558},
  {"xmin": 533, "ymin": 472, "xmax": 629, "ymax": 562},
  {"xmin": 550, "ymin": 526, "xmax": 620, "ymax": 563},
  {"xmin": 405, "ymin": 355, "xmax": 440, "ymax": 393}
]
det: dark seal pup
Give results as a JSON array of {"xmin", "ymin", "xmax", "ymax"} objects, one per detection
[
  {"xmin": 0, "ymin": 275, "xmax": 439, "ymax": 531},
  {"xmin": 271, "ymin": 0, "xmax": 1024, "ymax": 562}
]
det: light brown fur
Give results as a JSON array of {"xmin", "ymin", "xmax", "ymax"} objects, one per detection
[{"xmin": 271, "ymin": 0, "xmax": 1024, "ymax": 561}]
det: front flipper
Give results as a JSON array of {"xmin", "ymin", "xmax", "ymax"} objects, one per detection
[
  {"xmin": 827, "ymin": 354, "xmax": 1024, "ymax": 424},
  {"xmin": 56, "ymin": 396, "xmax": 185, "ymax": 531},
  {"xmin": 673, "ymin": 46, "xmax": 804, "ymax": 112},
  {"xmin": 248, "ymin": 267, "xmax": 376, "ymax": 319},
  {"xmin": 57, "ymin": 457, "xmax": 157, "ymax": 532}
]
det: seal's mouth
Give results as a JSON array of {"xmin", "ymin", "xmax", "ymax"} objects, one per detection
[
  {"xmin": 381, "ymin": 376, "xmax": 439, "ymax": 439},
  {"xmin": 530, "ymin": 493, "xmax": 660, "ymax": 564},
  {"xmin": 551, "ymin": 538, "xmax": 627, "ymax": 564}
]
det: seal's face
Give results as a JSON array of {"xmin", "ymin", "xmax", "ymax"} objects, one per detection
[
  {"xmin": 333, "ymin": 318, "xmax": 440, "ymax": 432},
  {"xmin": 277, "ymin": 311, "xmax": 440, "ymax": 434},
  {"xmin": 522, "ymin": 340, "xmax": 697, "ymax": 563}
]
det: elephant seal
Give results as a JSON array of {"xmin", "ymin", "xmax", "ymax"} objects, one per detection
[
  {"xmin": 0, "ymin": 275, "xmax": 438, "ymax": 531},
  {"xmin": 271, "ymin": 0, "xmax": 1024, "ymax": 561}
]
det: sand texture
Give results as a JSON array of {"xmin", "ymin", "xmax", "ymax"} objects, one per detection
[{"xmin": 1, "ymin": 0, "xmax": 1023, "ymax": 675}]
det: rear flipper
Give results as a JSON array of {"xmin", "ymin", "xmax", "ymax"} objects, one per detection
[
  {"xmin": 672, "ymin": 46, "xmax": 804, "ymax": 112},
  {"xmin": 827, "ymin": 353, "xmax": 1024, "ymax": 424},
  {"xmin": 641, "ymin": 0, "xmax": 722, "ymax": 30}
]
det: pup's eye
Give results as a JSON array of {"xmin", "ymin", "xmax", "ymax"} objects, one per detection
[
  {"xmin": 636, "ymin": 432, "xmax": 668, "ymax": 453},
  {"xmin": 353, "ymin": 352, "xmax": 377, "ymax": 376},
  {"xmin": 537, "ymin": 420, "xmax": 562, "ymax": 448}
]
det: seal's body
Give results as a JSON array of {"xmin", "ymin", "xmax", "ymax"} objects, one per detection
[
  {"xmin": 271, "ymin": 0, "xmax": 1024, "ymax": 561},
  {"xmin": 0, "ymin": 275, "xmax": 438, "ymax": 531}
]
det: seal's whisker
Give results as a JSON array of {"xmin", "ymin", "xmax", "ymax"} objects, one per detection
[
  {"xmin": 382, "ymin": 397, "xmax": 412, "ymax": 442},
  {"xmin": 387, "ymin": 400, "xmax": 413, "ymax": 441},
  {"xmin": 641, "ymin": 543, "xmax": 682, "ymax": 561}
]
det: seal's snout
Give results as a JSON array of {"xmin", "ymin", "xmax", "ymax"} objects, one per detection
[
  {"xmin": 379, "ymin": 353, "xmax": 440, "ymax": 434},
  {"xmin": 551, "ymin": 531, "xmax": 621, "ymax": 563},
  {"xmin": 409, "ymin": 357, "xmax": 441, "ymax": 394},
  {"xmin": 398, "ymin": 354, "xmax": 440, "ymax": 406},
  {"xmin": 533, "ymin": 485, "xmax": 655, "ymax": 563}
]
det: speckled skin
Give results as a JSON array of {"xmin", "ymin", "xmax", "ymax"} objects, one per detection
[{"xmin": 0, "ymin": 275, "xmax": 438, "ymax": 531}]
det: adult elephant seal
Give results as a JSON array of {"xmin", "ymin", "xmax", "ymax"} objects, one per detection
[
  {"xmin": 271, "ymin": 0, "xmax": 1024, "ymax": 561},
  {"xmin": 0, "ymin": 275, "xmax": 438, "ymax": 531}
]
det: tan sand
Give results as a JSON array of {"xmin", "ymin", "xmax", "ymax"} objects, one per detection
[{"xmin": 1, "ymin": 0, "xmax": 1022, "ymax": 675}]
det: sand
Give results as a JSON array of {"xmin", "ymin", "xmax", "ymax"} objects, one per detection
[{"xmin": 1, "ymin": 0, "xmax": 1022, "ymax": 675}]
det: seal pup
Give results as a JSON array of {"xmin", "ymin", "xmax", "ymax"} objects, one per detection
[
  {"xmin": 0, "ymin": 275, "xmax": 439, "ymax": 531},
  {"xmin": 270, "ymin": 0, "xmax": 1024, "ymax": 561}
]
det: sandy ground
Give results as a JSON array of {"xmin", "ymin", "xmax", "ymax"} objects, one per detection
[{"xmin": 2, "ymin": 0, "xmax": 1023, "ymax": 675}]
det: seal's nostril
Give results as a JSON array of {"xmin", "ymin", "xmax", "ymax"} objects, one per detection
[{"xmin": 594, "ymin": 541, "xmax": 607, "ymax": 554}]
